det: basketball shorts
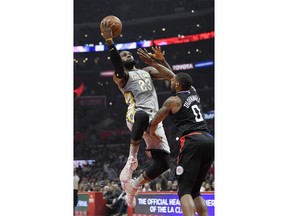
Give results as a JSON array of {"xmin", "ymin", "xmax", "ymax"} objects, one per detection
[
  {"xmin": 176, "ymin": 131, "xmax": 214, "ymax": 199},
  {"xmin": 126, "ymin": 109, "xmax": 170, "ymax": 154}
]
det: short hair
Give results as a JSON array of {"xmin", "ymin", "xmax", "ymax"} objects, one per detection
[{"xmin": 175, "ymin": 72, "xmax": 193, "ymax": 90}]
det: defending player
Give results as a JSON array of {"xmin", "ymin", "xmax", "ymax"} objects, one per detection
[
  {"xmin": 100, "ymin": 20, "xmax": 175, "ymax": 207},
  {"xmin": 138, "ymin": 51, "xmax": 214, "ymax": 216}
]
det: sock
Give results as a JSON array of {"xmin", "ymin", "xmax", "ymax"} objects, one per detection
[{"xmin": 133, "ymin": 172, "xmax": 151, "ymax": 188}]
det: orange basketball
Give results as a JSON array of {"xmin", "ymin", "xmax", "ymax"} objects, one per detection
[{"xmin": 100, "ymin": 15, "xmax": 122, "ymax": 38}]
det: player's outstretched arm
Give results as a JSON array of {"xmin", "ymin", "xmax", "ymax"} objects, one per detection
[
  {"xmin": 149, "ymin": 96, "xmax": 181, "ymax": 137},
  {"xmin": 100, "ymin": 20, "xmax": 127, "ymax": 87},
  {"xmin": 137, "ymin": 48, "xmax": 175, "ymax": 80},
  {"xmin": 148, "ymin": 46, "xmax": 173, "ymax": 71}
]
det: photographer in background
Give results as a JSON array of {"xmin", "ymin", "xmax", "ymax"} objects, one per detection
[{"xmin": 74, "ymin": 168, "xmax": 81, "ymax": 213}]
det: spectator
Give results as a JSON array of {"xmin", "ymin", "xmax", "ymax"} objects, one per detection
[
  {"xmin": 200, "ymin": 182, "xmax": 206, "ymax": 192},
  {"xmin": 172, "ymin": 180, "xmax": 178, "ymax": 191},
  {"xmin": 112, "ymin": 191, "xmax": 127, "ymax": 216},
  {"xmin": 104, "ymin": 163, "xmax": 118, "ymax": 180},
  {"xmin": 157, "ymin": 173, "xmax": 168, "ymax": 191},
  {"xmin": 142, "ymin": 183, "xmax": 152, "ymax": 192},
  {"xmin": 204, "ymin": 181, "xmax": 212, "ymax": 192},
  {"xmin": 211, "ymin": 181, "xmax": 215, "ymax": 191},
  {"xmin": 103, "ymin": 186, "xmax": 114, "ymax": 204},
  {"xmin": 166, "ymin": 180, "xmax": 173, "ymax": 191},
  {"xmin": 155, "ymin": 182, "xmax": 162, "ymax": 192},
  {"xmin": 74, "ymin": 168, "xmax": 80, "ymax": 212}
]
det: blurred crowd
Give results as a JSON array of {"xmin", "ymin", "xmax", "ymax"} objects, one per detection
[{"xmin": 75, "ymin": 159, "xmax": 214, "ymax": 193}]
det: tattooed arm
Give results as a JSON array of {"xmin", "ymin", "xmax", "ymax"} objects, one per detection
[{"xmin": 148, "ymin": 96, "xmax": 182, "ymax": 137}]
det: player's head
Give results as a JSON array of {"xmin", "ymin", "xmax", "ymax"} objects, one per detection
[
  {"xmin": 171, "ymin": 72, "xmax": 193, "ymax": 93},
  {"xmin": 120, "ymin": 50, "xmax": 136, "ymax": 70}
]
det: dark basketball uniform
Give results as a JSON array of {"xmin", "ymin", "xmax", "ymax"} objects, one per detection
[{"xmin": 171, "ymin": 89, "xmax": 214, "ymax": 199}]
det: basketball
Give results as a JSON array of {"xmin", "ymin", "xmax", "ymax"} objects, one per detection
[{"xmin": 100, "ymin": 15, "xmax": 122, "ymax": 38}]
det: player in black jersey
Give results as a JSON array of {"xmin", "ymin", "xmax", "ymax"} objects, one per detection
[
  {"xmin": 138, "ymin": 49, "xmax": 214, "ymax": 216},
  {"xmin": 146, "ymin": 71, "xmax": 214, "ymax": 216}
]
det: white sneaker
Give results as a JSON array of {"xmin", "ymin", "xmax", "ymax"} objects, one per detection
[
  {"xmin": 119, "ymin": 156, "xmax": 138, "ymax": 182},
  {"xmin": 123, "ymin": 179, "xmax": 138, "ymax": 208}
]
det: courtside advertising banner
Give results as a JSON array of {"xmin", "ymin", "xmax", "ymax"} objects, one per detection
[
  {"xmin": 134, "ymin": 192, "xmax": 214, "ymax": 216},
  {"xmin": 75, "ymin": 193, "xmax": 88, "ymax": 215}
]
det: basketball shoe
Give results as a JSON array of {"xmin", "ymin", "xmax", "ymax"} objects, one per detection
[{"xmin": 123, "ymin": 179, "xmax": 138, "ymax": 208}]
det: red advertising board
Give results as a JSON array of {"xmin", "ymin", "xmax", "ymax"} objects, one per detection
[{"xmin": 75, "ymin": 192, "xmax": 106, "ymax": 216}]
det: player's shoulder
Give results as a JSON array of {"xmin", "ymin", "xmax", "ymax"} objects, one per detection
[
  {"xmin": 190, "ymin": 85, "xmax": 197, "ymax": 93},
  {"xmin": 113, "ymin": 73, "xmax": 129, "ymax": 88},
  {"xmin": 164, "ymin": 95, "xmax": 182, "ymax": 106},
  {"xmin": 142, "ymin": 66, "xmax": 159, "ymax": 78},
  {"xmin": 142, "ymin": 66, "xmax": 166, "ymax": 80},
  {"xmin": 142, "ymin": 66, "xmax": 155, "ymax": 73}
]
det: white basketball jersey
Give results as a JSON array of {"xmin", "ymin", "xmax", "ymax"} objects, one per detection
[
  {"xmin": 119, "ymin": 69, "xmax": 170, "ymax": 153},
  {"xmin": 119, "ymin": 69, "xmax": 159, "ymax": 123}
]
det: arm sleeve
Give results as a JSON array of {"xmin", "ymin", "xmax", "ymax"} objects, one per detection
[{"xmin": 107, "ymin": 44, "xmax": 126, "ymax": 79}]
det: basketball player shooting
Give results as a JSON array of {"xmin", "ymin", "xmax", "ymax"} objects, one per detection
[{"xmin": 100, "ymin": 18, "xmax": 175, "ymax": 208}]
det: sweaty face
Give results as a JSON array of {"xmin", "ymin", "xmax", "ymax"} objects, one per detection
[{"xmin": 120, "ymin": 51, "xmax": 136, "ymax": 69}]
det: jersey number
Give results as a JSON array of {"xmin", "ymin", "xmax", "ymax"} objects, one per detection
[
  {"xmin": 139, "ymin": 79, "xmax": 152, "ymax": 92},
  {"xmin": 191, "ymin": 104, "xmax": 204, "ymax": 122}
]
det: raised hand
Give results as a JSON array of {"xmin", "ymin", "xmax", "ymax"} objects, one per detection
[
  {"xmin": 100, "ymin": 20, "xmax": 115, "ymax": 40},
  {"xmin": 137, "ymin": 48, "xmax": 156, "ymax": 65},
  {"xmin": 148, "ymin": 46, "xmax": 165, "ymax": 60}
]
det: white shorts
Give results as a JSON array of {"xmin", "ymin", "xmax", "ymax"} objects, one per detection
[{"xmin": 126, "ymin": 109, "xmax": 170, "ymax": 154}]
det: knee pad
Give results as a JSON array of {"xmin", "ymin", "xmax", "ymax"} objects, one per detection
[{"xmin": 131, "ymin": 111, "xmax": 149, "ymax": 141}]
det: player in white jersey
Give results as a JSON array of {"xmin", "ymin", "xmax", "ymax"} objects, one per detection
[
  {"xmin": 119, "ymin": 69, "xmax": 170, "ymax": 153},
  {"xmin": 101, "ymin": 20, "xmax": 175, "ymax": 207}
]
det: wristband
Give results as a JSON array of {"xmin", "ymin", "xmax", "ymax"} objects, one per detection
[{"xmin": 105, "ymin": 38, "xmax": 113, "ymax": 42}]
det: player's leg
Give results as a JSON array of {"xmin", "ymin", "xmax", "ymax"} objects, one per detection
[
  {"xmin": 178, "ymin": 178, "xmax": 198, "ymax": 216},
  {"xmin": 125, "ymin": 151, "xmax": 170, "ymax": 207},
  {"xmin": 178, "ymin": 177, "xmax": 199, "ymax": 216},
  {"xmin": 143, "ymin": 123, "xmax": 170, "ymax": 153},
  {"xmin": 136, "ymin": 126, "xmax": 170, "ymax": 185},
  {"xmin": 192, "ymin": 161, "xmax": 213, "ymax": 216},
  {"xmin": 120, "ymin": 110, "xmax": 149, "ymax": 182},
  {"xmin": 177, "ymin": 135, "xmax": 203, "ymax": 216},
  {"xmin": 140, "ymin": 150, "xmax": 170, "ymax": 181},
  {"xmin": 129, "ymin": 110, "xmax": 150, "ymax": 158},
  {"xmin": 194, "ymin": 195, "xmax": 208, "ymax": 216},
  {"xmin": 191, "ymin": 170, "xmax": 210, "ymax": 216},
  {"xmin": 191, "ymin": 133, "xmax": 214, "ymax": 216},
  {"xmin": 180, "ymin": 194, "xmax": 196, "ymax": 216}
]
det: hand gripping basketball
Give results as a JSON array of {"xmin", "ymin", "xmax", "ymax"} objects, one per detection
[{"xmin": 100, "ymin": 15, "xmax": 122, "ymax": 38}]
